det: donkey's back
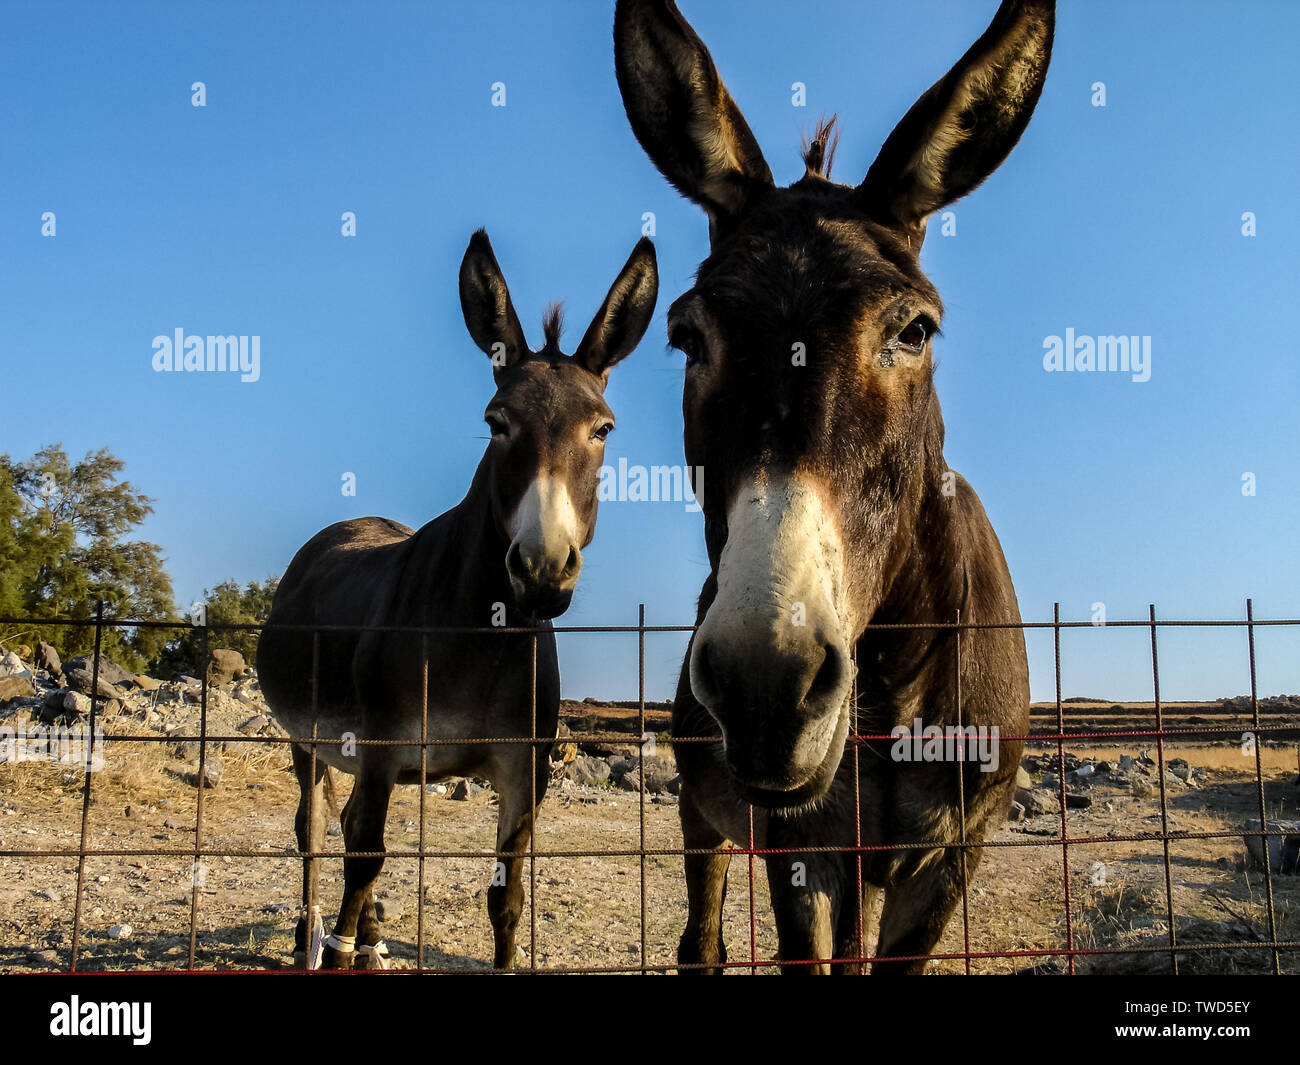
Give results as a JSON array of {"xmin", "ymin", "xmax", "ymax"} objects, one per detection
[{"xmin": 259, "ymin": 516, "xmax": 415, "ymax": 764}]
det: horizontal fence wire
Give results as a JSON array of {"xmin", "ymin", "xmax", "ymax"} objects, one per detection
[{"xmin": 0, "ymin": 602, "xmax": 1295, "ymax": 974}]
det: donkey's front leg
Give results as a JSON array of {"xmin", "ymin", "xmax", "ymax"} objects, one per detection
[
  {"xmin": 290, "ymin": 744, "xmax": 328, "ymax": 968},
  {"xmin": 765, "ymin": 849, "xmax": 846, "ymax": 975},
  {"xmin": 488, "ymin": 756, "xmax": 543, "ymax": 969},
  {"xmin": 325, "ymin": 766, "xmax": 396, "ymax": 969},
  {"xmin": 339, "ymin": 785, "xmax": 387, "ymax": 969},
  {"xmin": 677, "ymin": 785, "xmax": 731, "ymax": 975}
]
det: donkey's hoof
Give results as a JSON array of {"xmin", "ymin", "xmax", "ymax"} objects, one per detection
[
  {"xmin": 355, "ymin": 940, "xmax": 391, "ymax": 970},
  {"xmin": 321, "ymin": 932, "xmax": 357, "ymax": 970}
]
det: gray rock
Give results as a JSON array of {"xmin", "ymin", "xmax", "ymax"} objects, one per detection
[
  {"xmin": 1131, "ymin": 776, "xmax": 1154, "ymax": 799},
  {"xmin": 0, "ymin": 675, "xmax": 33, "ymax": 704},
  {"xmin": 375, "ymin": 897, "xmax": 403, "ymax": 922},
  {"xmin": 450, "ymin": 778, "xmax": 484, "ymax": 801},
  {"xmin": 34, "ymin": 642, "xmax": 62, "ymax": 678},
  {"xmin": 327, "ymin": 822, "xmax": 343, "ymax": 837},
  {"xmin": 1015, "ymin": 766, "xmax": 1033, "ymax": 789},
  {"xmin": 619, "ymin": 756, "xmax": 679, "ymax": 795},
  {"xmin": 608, "ymin": 756, "xmax": 640, "ymax": 780},
  {"xmin": 184, "ymin": 757, "xmax": 223, "ymax": 789},
  {"xmin": 37, "ymin": 889, "xmax": 62, "ymax": 902},
  {"xmin": 1168, "ymin": 758, "xmax": 1192, "ymax": 781},
  {"xmin": 564, "ymin": 756, "xmax": 612, "ymax": 787},
  {"xmin": 61, "ymin": 691, "xmax": 93, "ymax": 716},
  {"xmin": 1040, "ymin": 772, "xmax": 1059, "ymax": 791},
  {"xmin": 205, "ymin": 648, "xmax": 246, "ymax": 687},
  {"xmin": 1118, "ymin": 754, "xmax": 1135, "ymax": 770},
  {"xmin": 1243, "ymin": 819, "xmax": 1300, "ymax": 875},
  {"xmin": 65, "ymin": 667, "xmax": 122, "ymax": 702},
  {"xmin": 106, "ymin": 924, "xmax": 132, "ymax": 940},
  {"xmin": 238, "ymin": 715, "xmax": 269, "ymax": 734},
  {"xmin": 1095, "ymin": 761, "xmax": 1113, "ymax": 773},
  {"xmin": 1065, "ymin": 792, "xmax": 1092, "ymax": 809},
  {"xmin": 1015, "ymin": 787, "xmax": 1057, "ymax": 818},
  {"xmin": 65, "ymin": 654, "xmax": 134, "ymax": 686},
  {"xmin": 1007, "ymin": 800, "xmax": 1026, "ymax": 822},
  {"xmin": 0, "ymin": 650, "xmax": 31, "ymax": 678}
]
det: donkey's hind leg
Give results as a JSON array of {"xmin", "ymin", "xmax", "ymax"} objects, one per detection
[
  {"xmin": 487, "ymin": 753, "xmax": 545, "ymax": 970},
  {"xmin": 291, "ymin": 744, "xmax": 328, "ymax": 967},
  {"xmin": 325, "ymin": 765, "xmax": 396, "ymax": 969}
]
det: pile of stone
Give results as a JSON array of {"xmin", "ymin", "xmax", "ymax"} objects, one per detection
[
  {"xmin": 0, "ymin": 643, "xmax": 284, "ymax": 788},
  {"xmin": 1010, "ymin": 749, "xmax": 1211, "ymax": 821}
]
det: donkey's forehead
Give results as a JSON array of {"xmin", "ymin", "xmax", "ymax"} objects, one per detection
[
  {"xmin": 690, "ymin": 188, "xmax": 940, "ymax": 324},
  {"xmin": 489, "ymin": 355, "xmax": 610, "ymax": 414}
]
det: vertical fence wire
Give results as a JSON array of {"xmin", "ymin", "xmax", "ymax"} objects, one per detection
[
  {"xmin": 418, "ymin": 633, "xmax": 428, "ymax": 971},
  {"xmin": 186, "ymin": 612, "xmax": 210, "ymax": 969},
  {"xmin": 638, "ymin": 604, "xmax": 648, "ymax": 974},
  {"xmin": 529, "ymin": 631, "xmax": 537, "ymax": 973},
  {"xmin": 954, "ymin": 608, "xmax": 971, "ymax": 975},
  {"xmin": 1052, "ymin": 603, "xmax": 1075, "ymax": 974},
  {"xmin": 1246, "ymin": 598, "xmax": 1281, "ymax": 975},
  {"xmin": 306, "ymin": 631, "xmax": 320, "ymax": 971},
  {"xmin": 851, "ymin": 653, "xmax": 864, "ymax": 973},
  {"xmin": 68, "ymin": 599, "xmax": 104, "ymax": 971},
  {"xmin": 1149, "ymin": 604, "xmax": 1179, "ymax": 974}
]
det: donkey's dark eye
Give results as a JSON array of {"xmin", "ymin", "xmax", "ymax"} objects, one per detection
[
  {"xmin": 899, "ymin": 317, "xmax": 929, "ymax": 349},
  {"xmin": 670, "ymin": 325, "xmax": 705, "ymax": 366},
  {"xmin": 592, "ymin": 422, "xmax": 614, "ymax": 442},
  {"xmin": 485, "ymin": 413, "xmax": 508, "ymax": 437}
]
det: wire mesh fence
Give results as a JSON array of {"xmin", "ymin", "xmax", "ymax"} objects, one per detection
[{"xmin": 0, "ymin": 601, "xmax": 1297, "ymax": 974}]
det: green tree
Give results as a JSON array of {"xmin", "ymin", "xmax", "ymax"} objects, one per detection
[
  {"xmin": 149, "ymin": 577, "xmax": 280, "ymax": 678},
  {"xmin": 0, "ymin": 444, "xmax": 175, "ymax": 671}
]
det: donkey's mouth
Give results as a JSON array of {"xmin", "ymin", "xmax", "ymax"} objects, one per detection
[
  {"xmin": 724, "ymin": 698, "xmax": 851, "ymax": 810},
  {"xmin": 514, "ymin": 587, "xmax": 574, "ymax": 621}
]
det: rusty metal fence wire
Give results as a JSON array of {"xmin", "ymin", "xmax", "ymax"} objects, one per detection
[{"xmin": 1, "ymin": 600, "xmax": 1297, "ymax": 974}]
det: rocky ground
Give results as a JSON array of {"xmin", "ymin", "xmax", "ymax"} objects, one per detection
[{"xmin": 1, "ymin": 643, "xmax": 1298, "ymax": 973}]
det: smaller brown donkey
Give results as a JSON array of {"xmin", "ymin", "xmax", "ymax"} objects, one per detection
[{"xmin": 259, "ymin": 231, "xmax": 658, "ymax": 969}]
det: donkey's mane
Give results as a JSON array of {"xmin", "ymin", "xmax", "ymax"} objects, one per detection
[
  {"xmin": 801, "ymin": 115, "xmax": 840, "ymax": 179},
  {"xmin": 541, "ymin": 301, "xmax": 564, "ymax": 352}
]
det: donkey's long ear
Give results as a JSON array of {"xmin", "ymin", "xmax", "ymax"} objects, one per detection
[
  {"xmin": 857, "ymin": 0, "xmax": 1054, "ymax": 239},
  {"xmin": 614, "ymin": 0, "xmax": 773, "ymax": 222},
  {"xmin": 575, "ymin": 238, "xmax": 658, "ymax": 383},
  {"xmin": 459, "ymin": 229, "xmax": 530, "ymax": 378}
]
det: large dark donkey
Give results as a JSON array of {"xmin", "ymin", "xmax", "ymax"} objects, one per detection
[
  {"xmin": 259, "ymin": 231, "xmax": 657, "ymax": 969},
  {"xmin": 615, "ymin": 0, "xmax": 1052, "ymax": 972}
]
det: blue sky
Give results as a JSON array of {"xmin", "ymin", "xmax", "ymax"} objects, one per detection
[{"xmin": 3, "ymin": 1, "xmax": 1297, "ymax": 701}]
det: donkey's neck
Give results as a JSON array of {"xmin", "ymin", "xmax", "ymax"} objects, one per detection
[
  {"xmin": 402, "ymin": 452, "xmax": 518, "ymax": 627},
  {"xmin": 856, "ymin": 402, "xmax": 968, "ymax": 707}
]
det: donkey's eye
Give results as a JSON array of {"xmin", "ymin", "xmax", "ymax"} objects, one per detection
[
  {"xmin": 670, "ymin": 325, "xmax": 705, "ymax": 366},
  {"xmin": 592, "ymin": 422, "xmax": 614, "ymax": 442},
  {"xmin": 898, "ymin": 317, "xmax": 930, "ymax": 350},
  {"xmin": 485, "ymin": 413, "xmax": 509, "ymax": 437}
]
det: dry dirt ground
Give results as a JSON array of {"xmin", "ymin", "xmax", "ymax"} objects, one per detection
[{"xmin": 1, "ymin": 719, "xmax": 1298, "ymax": 974}]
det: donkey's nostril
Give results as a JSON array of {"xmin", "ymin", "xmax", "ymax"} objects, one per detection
[
  {"xmin": 805, "ymin": 642, "xmax": 848, "ymax": 709},
  {"xmin": 505, "ymin": 542, "xmax": 530, "ymax": 583},
  {"xmin": 562, "ymin": 546, "xmax": 582, "ymax": 580}
]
